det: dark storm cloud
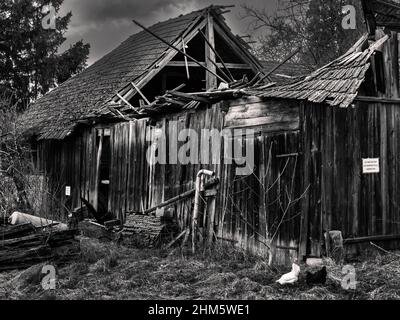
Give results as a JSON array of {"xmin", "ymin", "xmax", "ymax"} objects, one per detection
[
  {"xmin": 60, "ymin": 0, "xmax": 274, "ymax": 64},
  {"xmin": 65, "ymin": 0, "xmax": 185, "ymax": 25}
]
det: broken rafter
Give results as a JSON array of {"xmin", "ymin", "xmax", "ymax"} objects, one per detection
[
  {"xmin": 167, "ymin": 61, "xmax": 251, "ymax": 70},
  {"xmin": 257, "ymin": 47, "xmax": 302, "ymax": 85},
  {"xmin": 132, "ymin": 19, "xmax": 227, "ymax": 83},
  {"xmin": 182, "ymin": 37, "xmax": 190, "ymax": 80},
  {"xmin": 171, "ymin": 83, "xmax": 186, "ymax": 92},
  {"xmin": 198, "ymin": 28, "xmax": 235, "ymax": 82},
  {"xmin": 130, "ymin": 82, "xmax": 151, "ymax": 105},
  {"xmin": 116, "ymin": 93, "xmax": 139, "ymax": 113},
  {"xmin": 166, "ymin": 90, "xmax": 211, "ymax": 104},
  {"xmin": 108, "ymin": 105, "xmax": 131, "ymax": 121},
  {"xmin": 206, "ymin": 57, "xmax": 232, "ymax": 83}
]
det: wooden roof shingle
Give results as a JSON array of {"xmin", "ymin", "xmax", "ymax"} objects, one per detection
[
  {"xmin": 20, "ymin": 8, "xmax": 210, "ymax": 140},
  {"xmin": 247, "ymin": 35, "xmax": 389, "ymax": 108}
]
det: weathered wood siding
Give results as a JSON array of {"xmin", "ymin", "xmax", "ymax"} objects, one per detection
[
  {"xmin": 107, "ymin": 98, "xmax": 302, "ymax": 263},
  {"xmin": 37, "ymin": 97, "xmax": 303, "ymax": 264},
  {"xmin": 37, "ymin": 127, "xmax": 98, "ymax": 219},
  {"xmin": 301, "ymin": 101, "xmax": 400, "ymax": 256}
]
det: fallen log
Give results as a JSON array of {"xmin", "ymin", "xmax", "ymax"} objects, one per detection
[
  {"xmin": 0, "ymin": 223, "xmax": 36, "ymax": 240},
  {"xmin": 9, "ymin": 212, "xmax": 68, "ymax": 231},
  {"xmin": 0, "ymin": 229, "xmax": 80, "ymax": 271},
  {"xmin": 0, "ymin": 245, "xmax": 53, "ymax": 271}
]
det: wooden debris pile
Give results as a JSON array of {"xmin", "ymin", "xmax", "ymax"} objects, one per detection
[
  {"xmin": 121, "ymin": 214, "xmax": 178, "ymax": 248},
  {"xmin": 78, "ymin": 219, "xmax": 121, "ymax": 242},
  {"xmin": 0, "ymin": 222, "xmax": 80, "ymax": 271}
]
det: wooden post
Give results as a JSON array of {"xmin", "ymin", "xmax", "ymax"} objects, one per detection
[
  {"xmin": 205, "ymin": 12, "xmax": 217, "ymax": 90},
  {"xmin": 93, "ymin": 130, "xmax": 104, "ymax": 211},
  {"xmin": 205, "ymin": 188, "xmax": 218, "ymax": 246},
  {"xmin": 298, "ymin": 102, "xmax": 310, "ymax": 262}
]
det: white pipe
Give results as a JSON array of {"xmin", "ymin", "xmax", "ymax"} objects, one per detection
[{"xmin": 192, "ymin": 169, "xmax": 215, "ymax": 253}]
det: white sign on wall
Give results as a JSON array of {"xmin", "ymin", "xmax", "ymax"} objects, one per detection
[
  {"xmin": 65, "ymin": 186, "xmax": 71, "ymax": 196},
  {"xmin": 362, "ymin": 158, "xmax": 380, "ymax": 174}
]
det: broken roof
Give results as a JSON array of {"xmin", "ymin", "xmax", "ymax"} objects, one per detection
[
  {"xmin": 261, "ymin": 61, "xmax": 312, "ymax": 85},
  {"xmin": 246, "ymin": 35, "xmax": 389, "ymax": 108},
  {"xmin": 89, "ymin": 34, "xmax": 391, "ymax": 120},
  {"xmin": 20, "ymin": 5, "xmax": 262, "ymax": 140}
]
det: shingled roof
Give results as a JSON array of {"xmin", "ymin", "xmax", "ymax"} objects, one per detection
[
  {"xmin": 247, "ymin": 35, "xmax": 389, "ymax": 108},
  {"xmin": 21, "ymin": 6, "xmax": 247, "ymax": 140}
]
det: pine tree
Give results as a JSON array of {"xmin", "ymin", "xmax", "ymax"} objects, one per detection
[{"xmin": 0, "ymin": 0, "xmax": 90, "ymax": 110}]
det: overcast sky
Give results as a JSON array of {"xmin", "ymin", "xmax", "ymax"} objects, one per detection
[{"xmin": 59, "ymin": 0, "xmax": 277, "ymax": 65}]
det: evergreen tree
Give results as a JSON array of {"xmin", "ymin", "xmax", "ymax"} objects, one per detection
[{"xmin": 0, "ymin": 0, "xmax": 90, "ymax": 110}]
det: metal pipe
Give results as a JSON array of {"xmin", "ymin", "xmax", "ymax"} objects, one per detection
[{"xmin": 192, "ymin": 169, "xmax": 215, "ymax": 253}]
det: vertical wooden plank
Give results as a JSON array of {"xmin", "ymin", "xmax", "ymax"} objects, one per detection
[
  {"xmin": 299, "ymin": 102, "xmax": 310, "ymax": 261},
  {"xmin": 205, "ymin": 12, "xmax": 217, "ymax": 90},
  {"xmin": 380, "ymin": 104, "xmax": 388, "ymax": 234}
]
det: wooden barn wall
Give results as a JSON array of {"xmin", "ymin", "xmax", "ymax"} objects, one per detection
[
  {"xmin": 108, "ymin": 98, "xmax": 302, "ymax": 263},
  {"xmin": 301, "ymin": 101, "xmax": 400, "ymax": 257},
  {"xmin": 108, "ymin": 105, "xmax": 226, "ymax": 224},
  {"xmin": 37, "ymin": 127, "xmax": 98, "ymax": 220},
  {"xmin": 219, "ymin": 98, "xmax": 302, "ymax": 263},
  {"xmin": 37, "ymin": 98, "xmax": 303, "ymax": 264}
]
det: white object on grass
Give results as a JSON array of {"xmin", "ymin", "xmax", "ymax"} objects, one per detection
[{"xmin": 276, "ymin": 263, "xmax": 300, "ymax": 285}]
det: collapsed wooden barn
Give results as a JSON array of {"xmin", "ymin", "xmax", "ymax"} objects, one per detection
[{"xmin": 19, "ymin": 1, "xmax": 400, "ymax": 264}]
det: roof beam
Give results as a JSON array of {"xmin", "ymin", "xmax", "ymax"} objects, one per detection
[
  {"xmin": 111, "ymin": 17, "xmax": 207, "ymax": 104},
  {"xmin": 166, "ymin": 61, "xmax": 251, "ymax": 69},
  {"xmin": 116, "ymin": 93, "xmax": 138, "ymax": 113},
  {"xmin": 361, "ymin": 0, "xmax": 377, "ymax": 35},
  {"xmin": 205, "ymin": 12, "xmax": 217, "ymax": 90},
  {"xmin": 132, "ymin": 19, "xmax": 226, "ymax": 83},
  {"xmin": 212, "ymin": 16, "xmax": 264, "ymax": 75}
]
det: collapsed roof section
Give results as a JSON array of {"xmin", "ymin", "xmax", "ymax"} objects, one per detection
[
  {"xmin": 246, "ymin": 35, "xmax": 389, "ymax": 108},
  {"xmin": 85, "ymin": 34, "xmax": 390, "ymax": 122},
  {"xmin": 20, "ymin": 5, "xmax": 264, "ymax": 140},
  {"xmin": 260, "ymin": 61, "xmax": 312, "ymax": 85}
]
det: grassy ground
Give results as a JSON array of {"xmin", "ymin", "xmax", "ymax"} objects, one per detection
[{"xmin": 1, "ymin": 237, "xmax": 400, "ymax": 300}]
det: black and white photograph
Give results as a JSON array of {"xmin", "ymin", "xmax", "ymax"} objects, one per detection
[{"xmin": 1, "ymin": 0, "xmax": 400, "ymax": 308}]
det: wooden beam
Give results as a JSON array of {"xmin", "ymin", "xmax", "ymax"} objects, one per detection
[
  {"xmin": 131, "ymin": 177, "xmax": 219, "ymax": 215},
  {"xmin": 166, "ymin": 61, "xmax": 251, "ymax": 69},
  {"xmin": 166, "ymin": 90, "xmax": 211, "ymax": 103},
  {"xmin": 344, "ymin": 234, "xmax": 400, "ymax": 244},
  {"xmin": 212, "ymin": 18, "xmax": 264, "ymax": 74},
  {"xmin": 132, "ymin": 19, "xmax": 226, "ymax": 84},
  {"xmin": 361, "ymin": 0, "xmax": 377, "ymax": 35},
  {"xmin": 205, "ymin": 12, "xmax": 217, "ymax": 90},
  {"xmin": 94, "ymin": 131, "xmax": 103, "ymax": 211},
  {"xmin": 116, "ymin": 93, "xmax": 138, "ymax": 113},
  {"xmin": 130, "ymin": 82, "xmax": 151, "ymax": 105},
  {"xmin": 355, "ymin": 96, "xmax": 400, "ymax": 104},
  {"xmin": 112, "ymin": 18, "xmax": 207, "ymax": 104},
  {"xmin": 198, "ymin": 28, "xmax": 235, "ymax": 81}
]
